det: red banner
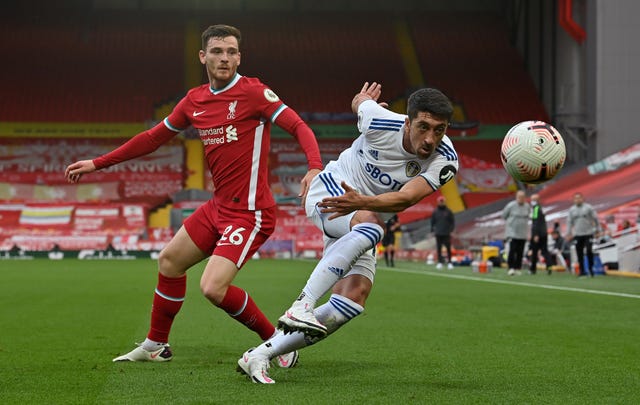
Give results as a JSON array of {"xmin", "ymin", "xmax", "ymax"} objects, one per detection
[{"xmin": 0, "ymin": 138, "xmax": 185, "ymax": 203}]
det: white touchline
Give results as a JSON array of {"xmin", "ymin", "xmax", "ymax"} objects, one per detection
[{"xmin": 382, "ymin": 268, "xmax": 640, "ymax": 300}]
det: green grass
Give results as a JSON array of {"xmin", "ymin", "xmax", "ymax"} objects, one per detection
[{"xmin": 1, "ymin": 259, "xmax": 639, "ymax": 404}]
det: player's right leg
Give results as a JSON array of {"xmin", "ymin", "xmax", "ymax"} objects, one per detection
[
  {"xmin": 198, "ymin": 205, "xmax": 279, "ymax": 341},
  {"xmin": 241, "ymin": 270, "xmax": 373, "ymax": 383},
  {"xmin": 278, "ymin": 233, "xmax": 381, "ymax": 336},
  {"xmin": 113, "ymin": 226, "xmax": 208, "ymax": 362},
  {"xmin": 279, "ymin": 192, "xmax": 382, "ymax": 337}
]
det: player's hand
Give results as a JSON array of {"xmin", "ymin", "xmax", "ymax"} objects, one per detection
[
  {"xmin": 351, "ymin": 82, "xmax": 385, "ymax": 112},
  {"xmin": 65, "ymin": 160, "xmax": 96, "ymax": 183},
  {"xmin": 318, "ymin": 181, "xmax": 367, "ymax": 220},
  {"xmin": 299, "ymin": 168, "xmax": 322, "ymax": 207}
]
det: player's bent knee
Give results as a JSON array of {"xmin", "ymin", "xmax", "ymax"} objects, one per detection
[
  {"xmin": 199, "ymin": 279, "xmax": 226, "ymax": 305},
  {"xmin": 157, "ymin": 249, "xmax": 185, "ymax": 277}
]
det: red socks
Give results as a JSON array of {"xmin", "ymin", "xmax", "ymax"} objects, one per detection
[
  {"xmin": 147, "ymin": 273, "xmax": 186, "ymax": 343},
  {"xmin": 219, "ymin": 285, "xmax": 275, "ymax": 340},
  {"xmin": 146, "ymin": 274, "xmax": 274, "ymax": 343}
]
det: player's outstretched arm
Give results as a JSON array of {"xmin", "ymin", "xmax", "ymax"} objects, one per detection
[
  {"xmin": 64, "ymin": 124, "xmax": 178, "ymax": 184},
  {"xmin": 65, "ymin": 160, "xmax": 96, "ymax": 184},
  {"xmin": 319, "ymin": 177, "xmax": 433, "ymax": 220}
]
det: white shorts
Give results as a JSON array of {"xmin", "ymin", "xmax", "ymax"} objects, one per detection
[{"xmin": 305, "ymin": 170, "xmax": 377, "ymax": 283}]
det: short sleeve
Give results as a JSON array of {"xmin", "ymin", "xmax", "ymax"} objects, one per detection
[
  {"xmin": 164, "ymin": 96, "xmax": 191, "ymax": 131},
  {"xmin": 357, "ymin": 99, "xmax": 405, "ymax": 136}
]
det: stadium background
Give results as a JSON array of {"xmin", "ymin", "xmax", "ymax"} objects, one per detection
[{"xmin": 1, "ymin": 0, "xmax": 638, "ymax": 270}]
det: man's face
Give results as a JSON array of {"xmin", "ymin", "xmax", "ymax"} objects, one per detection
[
  {"xmin": 403, "ymin": 112, "xmax": 448, "ymax": 159},
  {"xmin": 574, "ymin": 194, "xmax": 584, "ymax": 206},
  {"xmin": 199, "ymin": 36, "xmax": 241, "ymax": 86}
]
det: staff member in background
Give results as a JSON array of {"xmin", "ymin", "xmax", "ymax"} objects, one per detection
[
  {"xmin": 502, "ymin": 190, "xmax": 530, "ymax": 276},
  {"xmin": 567, "ymin": 192, "xmax": 601, "ymax": 277},
  {"xmin": 431, "ymin": 196, "xmax": 455, "ymax": 269}
]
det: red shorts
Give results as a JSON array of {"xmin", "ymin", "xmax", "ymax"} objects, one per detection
[{"xmin": 184, "ymin": 199, "xmax": 276, "ymax": 268}]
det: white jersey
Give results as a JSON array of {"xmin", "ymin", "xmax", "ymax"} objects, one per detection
[{"xmin": 326, "ymin": 99, "xmax": 459, "ymax": 196}]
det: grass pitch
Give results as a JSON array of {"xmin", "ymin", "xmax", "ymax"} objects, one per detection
[{"xmin": 1, "ymin": 258, "xmax": 639, "ymax": 404}]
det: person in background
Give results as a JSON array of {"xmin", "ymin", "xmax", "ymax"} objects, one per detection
[
  {"xmin": 431, "ymin": 195, "xmax": 455, "ymax": 269},
  {"xmin": 502, "ymin": 190, "xmax": 530, "ymax": 275},
  {"xmin": 381, "ymin": 214, "xmax": 401, "ymax": 267},
  {"xmin": 528, "ymin": 194, "xmax": 553, "ymax": 275},
  {"xmin": 567, "ymin": 192, "xmax": 601, "ymax": 277}
]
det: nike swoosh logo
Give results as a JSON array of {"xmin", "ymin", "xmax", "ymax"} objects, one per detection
[
  {"xmin": 150, "ymin": 350, "xmax": 162, "ymax": 359},
  {"xmin": 193, "ymin": 110, "xmax": 206, "ymax": 116}
]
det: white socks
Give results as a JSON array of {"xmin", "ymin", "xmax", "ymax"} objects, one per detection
[
  {"xmin": 299, "ymin": 223, "xmax": 382, "ymax": 307},
  {"xmin": 141, "ymin": 338, "xmax": 165, "ymax": 351},
  {"xmin": 255, "ymin": 294, "xmax": 364, "ymax": 359}
]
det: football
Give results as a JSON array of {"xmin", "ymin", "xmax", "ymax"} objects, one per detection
[{"xmin": 500, "ymin": 120, "xmax": 566, "ymax": 184}]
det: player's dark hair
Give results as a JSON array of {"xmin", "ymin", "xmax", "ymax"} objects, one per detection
[
  {"xmin": 407, "ymin": 88, "xmax": 453, "ymax": 122},
  {"xmin": 201, "ymin": 24, "xmax": 242, "ymax": 50}
]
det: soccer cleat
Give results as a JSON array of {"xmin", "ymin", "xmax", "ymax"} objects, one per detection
[
  {"xmin": 436, "ymin": 263, "xmax": 443, "ymax": 270},
  {"xmin": 112, "ymin": 343, "xmax": 172, "ymax": 362},
  {"xmin": 507, "ymin": 268, "xmax": 516, "ymax": 276},
  {"xmin": 273, "ymin": 350, "xmax": 299, "ymax": 368},
  {"xmin": 237, "ymin": 349, "xmax": 275, "ymax": 384},
  {"xmin": 447, "ymin": 263, "xmax": 454, "ymax": 270},
  {"xmin": 277, "ymin": 300, "xmax": 327, "ymax": 338}
]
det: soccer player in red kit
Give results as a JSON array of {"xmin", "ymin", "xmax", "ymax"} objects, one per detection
[{"xmin": 65, "ymin": 25, "xmax": 322, "ymax": 366}]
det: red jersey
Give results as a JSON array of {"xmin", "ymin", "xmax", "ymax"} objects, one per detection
[{"xmin": 94, "ymin": 73, "xmax": 322, "ymax": 211}]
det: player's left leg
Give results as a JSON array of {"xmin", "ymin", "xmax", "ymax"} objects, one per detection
[
  {"xmin": 113, "ymin": 226, "xmax": 209, "ymax": 362},
  {"xmin": 200, "ymin": 206, "xmax": 277, "ymax": 340}
]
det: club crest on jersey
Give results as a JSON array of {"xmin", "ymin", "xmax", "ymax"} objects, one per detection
[
  {"xmin": 264, "ymin": 89, "xmax": 279, "ymax": 103},
  {"xmin": 405, "ymin": 161, "xmax": 421, "ymax": 177},
  {"xmin": 227, "ymin": 100, "xmax": 237, "ymax": 119},
  {"xmin": 439, "ymin": 165, "xmax": 457, "ymax": 185}
]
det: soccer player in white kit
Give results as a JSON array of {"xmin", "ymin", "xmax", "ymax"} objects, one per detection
[{"xmin": 237, "ymin": 82, "xmax": 459, "ymax": 383}]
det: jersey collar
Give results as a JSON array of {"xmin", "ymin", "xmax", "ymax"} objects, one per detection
[{"xmin": 209, "ymin": 73, "xmax": 242, "ymax": 95}]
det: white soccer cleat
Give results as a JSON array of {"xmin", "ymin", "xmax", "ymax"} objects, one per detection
[
  {"xmin": 508, "ymin": 268, "xmax": 516, "ymax": 276},
  {"xmin": 447, "ymin": 263, "xmax": 454, "ymax": 270},
  {"xmin": 436, "ymin": 263, "xmax": 443, "ymax": 270},
  {"xmin": 237, "ymin": 349, "xmax": 275, "ymax": 384},
  {"xmin": 112, "ymin": 343, "xmax": 173, "ymax": 362},
  {"xmin": 273, "ymin": 350, "xmax": 299, "ymax": 368},
  {"xmin": 277, "ymin": 300, "xmax": 327, "ymax": 338}
]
